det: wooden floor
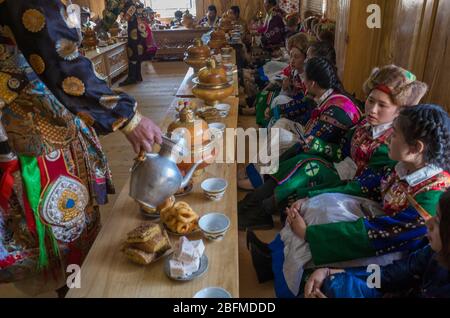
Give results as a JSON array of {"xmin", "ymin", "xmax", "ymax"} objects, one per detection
[{"xmin": 0, "ymin": 61, "xmax": 279, "ymax": 298}]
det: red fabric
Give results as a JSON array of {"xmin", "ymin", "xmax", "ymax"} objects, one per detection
[
  {"xmin": 375, "ymin": 84, "xmax": 392, "ymax": 96},
  {"xmin": 0, "ymin": 253, "xmax": 24, "ymax": 269},
  {"xmin": 282, "ymin": 65, "xmax": 291, "ymax": 77},
  {"xmin": 0, "ymin": 160, "xmax": 19, "ymax": 212},
  {"xmin": 144, "ymin": 23, "xmax": 157, "ymax": 53}
]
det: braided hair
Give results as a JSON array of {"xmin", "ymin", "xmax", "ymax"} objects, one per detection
[
  {"xmin": 304, "ymin": 56, "xmax": 344, "ymax": 94},
  {"xmin": 396, "ymin": 104, "xmax": 450, "ymax": 171},
  {"xmin": 308, "ymin": 41, "xmax": 336, "ymax": 66}
]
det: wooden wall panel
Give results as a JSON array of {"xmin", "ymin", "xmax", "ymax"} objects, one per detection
[
  {"xmin": 422, "ymin": 0, "xmax": 450, "ymax": 111},
  {"xmin": 336, "ymin": 0, "xmax": 449, "ymax": 112},
  {"xmin": 325, "ymin": 0, "xmax": 339, "ymax": 20},
  {"xmin": 334, "ymin": 0, "xmax": 350, "ymax": 79},
  {"xmin": 196, "ymin": 0, "xmax": 264, "ymax": 23},
  {"xmin": 340, "ymin": 0, "xmax": 385, "ymax": 98},
  {"xmin": 376, "ymin": 0, "xmax": 434, "ymax": 76}
]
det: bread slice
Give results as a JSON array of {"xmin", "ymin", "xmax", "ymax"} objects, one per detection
[
  {"xmin": 122, "ymin": 247, "xmax": 156, "ymax": 265},
  {"xmin": 126, "ymin": 223, "xmax": 161, "ymax": 243},
  {"xmin": 131, "ymin": 233, "xmax": 171, "ymax": 254}
]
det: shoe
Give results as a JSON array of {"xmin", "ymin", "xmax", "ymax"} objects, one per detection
[
  {"xmin": 118, "ymin": 77, "xmax": 138, "ymax": 87},
  {"xmin": 246, "ymin": 230, "xmax": 271, "ymax": 254},
  {"xmin": 246, "ymin": 231, "xmax": 274, "ymax": 283},
  {"xmin": 237, "ymin": 178, "xmax": 256, "ymax": 191},
  {"xmin": 238, "ymin": 211, "xmax": 274, "ymax": 231}
]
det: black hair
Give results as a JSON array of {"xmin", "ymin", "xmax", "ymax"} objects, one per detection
[
  {"xmin": 308, "ymin": 41, "xmax": 336, "ymax": 66},
  {"xmin": 317, "ymin": 30, "xmax": 335, "ymax": 46},
  {"xmin": 230, "ymin": 6, "xmax": 240, "ymax": 17},
  {"xmin": 304, "ymin": 56, "xmax": 345, "ymax": 94},
  {"xmin": 266, "ymin": 0, "xmax": 278, "ymax": 6},
  {"xmin": 174, "ymin": 10, "xmax": 183, "ymax": 19},
  {"xmin": 208, "ymin": 5, "xmax": 217, "ymax": 13},
  {"xmin": 396, "ymin": 104, "xmax": 450, "ymax": 171},
  {"xmin": 438, "ymin": 189, "xmax": 450, "ymax": 269}
]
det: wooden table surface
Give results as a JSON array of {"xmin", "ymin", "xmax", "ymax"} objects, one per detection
[
  {"xmin": 66, "ymin": 96, "xmax": 239, "ymax": 298},
  {"xmin": 176, "ymin": 50, "xmax": 239, "ymax": 98}
]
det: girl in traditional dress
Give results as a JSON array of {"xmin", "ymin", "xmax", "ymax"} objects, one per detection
[
  {"xmin": 239, "ymin": 57, "xmax": 361, "ymax": 230},
  {"xmin": 239, "ymin": 65, "xmax": 427, "ymax": 231},
  {"xmin": 247, "ymin": 104, "xmax": 450, "ymax": 298},
  {"xmin": 305, "ymin": 188, "xmax": 450, "ymax": 298}
]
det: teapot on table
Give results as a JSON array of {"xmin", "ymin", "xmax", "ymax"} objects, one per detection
[{"xmin": 129, "ymin": 135, "xmax": 202, "ymax": 210}]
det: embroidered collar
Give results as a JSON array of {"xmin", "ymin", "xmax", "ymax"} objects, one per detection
[
  {"xmin": 315, "ymin": 88, "xmax": 334, "ymax": 106},
  {"xmin": 395, "ymin": 162, "xmax": 443, "ymax": 187},
  {"xmin": 371, "ymin": 122, "xmax": 393, "ymax": 139}
]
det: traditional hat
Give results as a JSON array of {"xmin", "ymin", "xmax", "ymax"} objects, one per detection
[{"xmin": 363, "ymin": 65, "xmax": 428, "ymax": 106}]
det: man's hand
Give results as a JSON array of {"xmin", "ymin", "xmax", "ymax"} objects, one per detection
[{"xmin": 125, "ymin": 116, "xmax": 163, "ymax": 153}]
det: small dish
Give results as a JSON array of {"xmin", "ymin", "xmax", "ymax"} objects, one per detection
[
  {"xmin": 194, "ymin": 287, "xmax": 232, "ymax": 298},
  {"xmin": 174, "ymin": 182, "xmax": 194, "ymax": 197},
  {"xmin": 163, "ymin": 223, "xmax": 200, "ymax": 236},
  {"xmin": 164, "ymin": 254, "xmax": 208, "ymax": 281},
  {"xmin": 215, "ymin": 103, "xmax": 230, "ymax": 117},
  {"xmin": 198, "ymin": 213, "xmax": 230, "ymax": 241}
]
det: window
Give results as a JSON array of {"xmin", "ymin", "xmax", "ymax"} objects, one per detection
[
  {"xmin": 142, "ymin": 0, "xmax": 196, "ymax": 18},
  {"xmin": 303, "ymin": 0, "xmax": 326, "ymax": 16}
]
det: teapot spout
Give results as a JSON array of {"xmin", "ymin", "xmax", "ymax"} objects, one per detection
[{"xmin": 180, "ymin": 161, "xmax": 203, "ymax": 189}]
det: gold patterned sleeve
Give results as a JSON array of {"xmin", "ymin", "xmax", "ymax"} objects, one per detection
[{"xmin": 0, "ymin": 0, "xmax": 137, "ymax": 135}]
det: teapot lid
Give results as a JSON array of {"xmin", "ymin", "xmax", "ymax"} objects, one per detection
[
  {"xmin": 186, "ymin": 39, "xmax": 211, "ymax": 57},
  {"xmin": 197, "ymin": 58, "xmax": 228, "ymax": 86}
]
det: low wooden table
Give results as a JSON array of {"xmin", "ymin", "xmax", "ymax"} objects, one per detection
[
  {"xmin": 153, "ymin": 28, "xmax": 210, "ymax": 60},
  {"xmin": 66, "ymin": 97, "xmax": 239, "ymax": 298}
]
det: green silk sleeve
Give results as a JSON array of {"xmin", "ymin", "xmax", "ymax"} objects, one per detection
[{"xmin": 306, "ymin": 218, "xmax": 374, "ymax": 265}]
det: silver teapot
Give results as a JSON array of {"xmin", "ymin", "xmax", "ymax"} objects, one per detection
[{"xmin": 129, "ymin": 135, "xmax": 202, "ymax": 210}]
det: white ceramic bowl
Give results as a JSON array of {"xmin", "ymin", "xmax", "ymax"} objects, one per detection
[
  {"xmin": 194, "ymin": 287, "xmax": 232, "ymax": 298},
  {"xmin": 199, "ymin": 213, "xmax": 231, "ymax": 241},
  {"xmin": 215, "ymin": 103, "xmax": 230, "ymax": 117},
  {"xmin": 201, "ymin": 178, "xmax": 228, "ymax": 201},
  {"xmin": 208, "ymin": 122, "xmax": 226, "ymax": 133}
]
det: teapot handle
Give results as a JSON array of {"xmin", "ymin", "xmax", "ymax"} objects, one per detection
[
  {"xmin": 134, "ymin": 135, "xmax": 172, "ymax": 162},
  {"xmin": 136, "ymin": 150, "xmax": 147, "ymax": 162}
]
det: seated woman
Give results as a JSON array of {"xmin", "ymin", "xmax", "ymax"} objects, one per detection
[
  {"xmin": 240, "ymin": 33, "xmax": 311, "ymax": 117},
  {"xmin": 240, "ymin": 40, "xmax": 336, "ymax": 187},
  {"xmin": 198, "ymin": 5, "xmax": 219, "ymax": 28},
  {"xmin": 238, "ymin": 65, "xmax": 427, "ymax": 232},
  {"xmin": 304, "ymin": 188, "xmax": 450, "ymax": 298},
  {"xmin": 239, "ymin": 58, "xmax": 362, "ymax": 230},
  {"xmin": 273, "ymin": 66, "xmax": 428, "ymax": 208},
  {"xmin": 170, "ymin": 10, "xmax": 183, "ymax": 28},
  {"xmin": 247, "ymin": 104, "xmax": 450, "ymax": 298},
  {"xmin": 285, "ymin": 13, "xmax": 300, "ymax": 39}
]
